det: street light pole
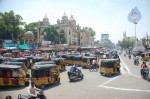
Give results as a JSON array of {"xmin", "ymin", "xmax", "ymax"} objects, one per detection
[{"xmin": 131, "ymin": 9, "xmax": 138, "ymax": 49}]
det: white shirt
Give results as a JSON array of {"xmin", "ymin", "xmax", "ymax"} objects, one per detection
[
  {"xmin": 28, "ymin": 86, "xmax": 40, "ymax": 97},
  {"xmin": 12, "ymin": 70, "xmax": 18, "ymax": 77}
]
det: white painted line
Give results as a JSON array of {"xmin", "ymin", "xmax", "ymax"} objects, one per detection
[
  {"xmin": 101, "ymin": 85, "xmax": 150, "ymax": 93},
  {"xmin": 120, "ymin": 57, "xmax": 141, "ymax": 78},
  {"xmin": 120, "ymin": 57, "xmax": 131, "ymax": 74},
  {"xmin": 129, "ymin": 73, "xmax": 141, "ymax": 78},
  {"xmin": 98, "ymin": 76, "xmax": 119, "ymax": 87}
]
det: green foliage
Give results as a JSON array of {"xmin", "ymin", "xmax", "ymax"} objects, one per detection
[
  {"xmin": 0, "ymin": 10, "xmax": 24, "ymax": 41},
  {"xmin": 85, "ymin": 27, "xmax": 96, "ymax": 36},
  {"xmin": 44, "ymin": 25, "xmax": 66, "ymax": 44},
  {"xmin": 119, "ymin": 37, "xmax": 134, "ymax": 49}
]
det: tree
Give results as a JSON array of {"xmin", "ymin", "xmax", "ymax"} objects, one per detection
[
  {"xmin": 85, "ymin": 27, "xmax": 96, "ymax": 36},
  {"xmin": 44, "ymin": 25, "xmax": 66, "ymax": 44},
  {"xmin": 0, "ymin": 10, "xmax": 24, "ymax": 41},
  {"xmin": 119, "ymin": 37, "xmax": 134, "ymax": 49}
]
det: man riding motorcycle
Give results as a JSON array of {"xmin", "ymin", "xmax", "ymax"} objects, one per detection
[
  {"xmin": 133, "ymin": 55, "xmax": 139, "ymax": 65},
  {"xmin": 68, "ymin": 64, "xmax": 83, "ymax": 82}
]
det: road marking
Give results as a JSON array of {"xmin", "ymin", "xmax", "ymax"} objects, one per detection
[
  {"xmin": 98, "ymin": 76, "xmax": 119, "ymax": 87},
  {"xmin": 120, "ymin": 57, "xmax": 141, "ymax": 78},
  {"xmin": 101, "ymin": 85, "xmax": 150, "ymax": 93},
  {"xmin": 120, "ymin": 57, "xmax": 131, "ymax": 74}
]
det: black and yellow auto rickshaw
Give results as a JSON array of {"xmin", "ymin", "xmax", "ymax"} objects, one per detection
[
  {"xmin": 34, "ymin": 61, "xmax": 55, "ymax": 65},
  {"xmin": 81, "ymin": 56, "xmax": 97, "ymax": 69},
  {"xmin": 31, "ymin": 64, "xmax": 60, "ymax": 89},
  {"xmin": 73, "ymin": 55, "xmax": 83, "ymax": 66},
  {"xmin": 9, "ymin": 58, "xmax": 29, "ymax": 68},
  {"xmin": 32, "ymin": 57, "xmax": 45, "ymax": 64},
  {"xmin": 2, "ymin": 61, "xmax": 30, "ymax": 78},
  {"xmin": 141, "ymin": 52, "xmax": 150, "ymax": 61},
  {"xmin": 100, "ymin": 59, "xmax": 120, "ymax": 76},
  {"xmin": 0, "ymin": 64, "xmax": 29, "ymax": 86},
  {"xmin": 64, "ymin": 55, "xmax": 75, "ymax": 65},
  {"xmin": 51, "ymin": 58, "xmax": 66, "ymax": 71}
]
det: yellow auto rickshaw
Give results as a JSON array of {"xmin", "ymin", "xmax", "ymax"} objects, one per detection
[
  {"xmin": 0, "ymin": 64, "xmax": 29, "ymax": 86},
  {"xmin": 31, "ymin": 64, "xmax": 60, "ymax": 89},
  {"xmin": 9, "ymin": 58, "xmax": 29, "ymax": 68},
  {"xmin": 64, "ymin": 55, "xmax": 75, "ymax": 65},
  {"xmin": 51, "ymin": 58, "xmax": 66, "ymax": 71},
  {"xmin": 81, "ymin": 56, "xmax": 97, "ymax": 69},
  {"xmin": 100, "ymin": 59, "xmax": 120, "ymax": 76},
  {"xmin": 73, "ymin": 55, "xmax": 83, "ymax": 66},
  {"xmin": 141, "ymin": 52, "xmax": 150, "ymax": 61},
  {"xmin": 2, "ymin": 61, "xmax": 30, "ymax": 78}
]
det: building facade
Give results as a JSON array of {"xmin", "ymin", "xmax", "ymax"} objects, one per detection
[{"xmin": 37, "ymin": 13, "xmax": 94, "ymax": 47}]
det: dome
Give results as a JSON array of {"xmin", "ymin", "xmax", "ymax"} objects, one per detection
[
  {"xmin": 62, "ymin": 12, "xmax": 68, "ymax": 20},
  {"xmin": 24, "ymin": 31, "xmax": 34, "ymax": 39},
  {"xmin": 69, "ymin": 15, "xmax": 75, "ymax": 21}
]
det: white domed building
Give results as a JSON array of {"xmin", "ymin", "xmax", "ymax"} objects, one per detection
[{"xmin": 24, "ymin": 31, "xmax": 35, "ymax": 43}]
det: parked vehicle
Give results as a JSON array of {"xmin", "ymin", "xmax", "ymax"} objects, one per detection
[
  {"xmin": 141, "ymin": 52, "xmax": 150, "ymax": 61},
  {"xmin": 31, "ymin": 64, "xmax": 60, "ymax": 89},
  {"xmin": 0, "ymin": 64, "xmax": 29, "ymax": 86},
  {"xmin": 81, "ymin": 56, "xmax": 97, "ymax": 69}
]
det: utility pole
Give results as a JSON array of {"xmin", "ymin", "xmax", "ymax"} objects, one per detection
[{"xmin": 146, "ymin": 33, "xmax": 149, "ymax": 50}]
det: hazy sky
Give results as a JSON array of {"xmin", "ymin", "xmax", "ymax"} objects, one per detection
[{"xmin": 0, "ymin": 0, "xmax": 150, "ymax": 44}]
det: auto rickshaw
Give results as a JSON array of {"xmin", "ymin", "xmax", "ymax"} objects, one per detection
[
  {"xmin": 0, "ymin": 57, "xmax": 4, "ymax": 64},
  {"xmin": 31, "ymin": 64, "xmax": 60, "ymax": 89},
  {"xmin": 100, "ymin": 59, "xmax": 120, "ymax": 76},
  {"xmin": 73, "ymin": 55, "xmax": 83, "ymax": 66},
  {"xmin": 2, "ymin": 61, "xmax": 30, "ymax": 78},
  {"xmin": 64, "ymin": 55, "xmax": 75, "ymax": 65},
  {"xmin": 32, "ymin": 57, "xmax": 45, "ymax": 64},
  {"xmin": 51, "ymin": 58, "xmax": 66, "ymax": 71},
  {"xmin": 141, "ymin": 52, "xmax": 150, "ymax": 61},
  {"xmin": 0, "ymin": 64, "xmax": 29, "ymax": 86},
  {"xmin": 9, "ymin": 58, "xmax": 29, "ymax": 68},
  {"xmin": 81, "ymin": 56, "xmax": 97, "ymax": 69},
  {"xmin": 34, "ymin": 61, "xmax": 55, "ymax": 65}
]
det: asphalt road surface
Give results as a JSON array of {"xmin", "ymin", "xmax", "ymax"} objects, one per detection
[{"xmin": 0, "ymin": 54, "xmax": 150, "ymax": 99}]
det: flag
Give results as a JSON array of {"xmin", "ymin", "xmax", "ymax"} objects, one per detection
[{"xmin": 127, "ymin": 7, "xmax": 142, "ymax": 24}]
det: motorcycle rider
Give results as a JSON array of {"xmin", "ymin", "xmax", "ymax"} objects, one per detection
[
  {"xmin": 141, "ymin": 62, "xmax": 148, "ymax": 77},
  {"xmin": 28, "ymin": 82, "xmax": 41, "ymax": 99},
  {"xmin": 133, "ymin": 55, "xmax": 139, "ymax": 65},
  {"xmin": 69, "ymin": 64, "xmax": 80, "ymax": 76}
]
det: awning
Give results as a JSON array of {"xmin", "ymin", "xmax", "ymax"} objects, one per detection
[{"xmin": 18, "ymin": 44, "xmax": 29, "ymax": 50}]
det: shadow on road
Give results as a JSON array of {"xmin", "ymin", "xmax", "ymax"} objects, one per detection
[{"xmin": 0, "ymin": 85, "xmax": 26, "ymax": 91}]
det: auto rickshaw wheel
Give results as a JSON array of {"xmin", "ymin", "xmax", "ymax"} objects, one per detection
[{"xmin": 40, "ymin": 84, "xmax": 45, "ymax": 89}]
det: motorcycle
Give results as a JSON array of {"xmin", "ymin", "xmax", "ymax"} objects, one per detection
[
  {"xmin": 134, "ymin": 58, "xmax": 139, "ymax": 66},
  {"xmin": 68, "ymin": 66, "xmax": 84, "ymax": 82},
  {"xmin": 141, "ymin": 68, "xmax": 150, "ymax": 82},
  {"xmin": 18, "ymin": 90, "xmax": 47, "ymax": 99},
  {"xmin": 128, "ymin": 55, "xmax": 131, "ymax": 59}
]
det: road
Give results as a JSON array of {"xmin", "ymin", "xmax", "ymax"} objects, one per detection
[{"xmin": 0, "ymin": 54, "xmax": 150, "ymax": 99}]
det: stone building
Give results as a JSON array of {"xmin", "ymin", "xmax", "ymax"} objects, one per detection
[
  {"xmin": 56, "ymin": 12, "xmax": 94, "ymax": 47},
  {"xmin": 37, "ymin": 14, "xmax": 50, "ymax": 43},
  {"xmin": 37, "ymin": 13, "xmax": 94, "ymax": 47}
]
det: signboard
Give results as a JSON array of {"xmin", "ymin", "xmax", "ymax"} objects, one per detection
[
  {"xmin": 42, "ymin": 41, "xmax": 51, "ymax": 47},
  {"xmin": 101, "ymin": 34, "xmax": 109, "ymax": 40}
]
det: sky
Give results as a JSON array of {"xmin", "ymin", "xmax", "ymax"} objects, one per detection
[{"xmin": 0, "ymin": 0, "xmax": 150, "ymax": 44}]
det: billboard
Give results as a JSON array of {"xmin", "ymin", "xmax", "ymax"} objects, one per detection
[{"xmin": 101, "ymin": 34, "xmax": 109, "ymax": 40}]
